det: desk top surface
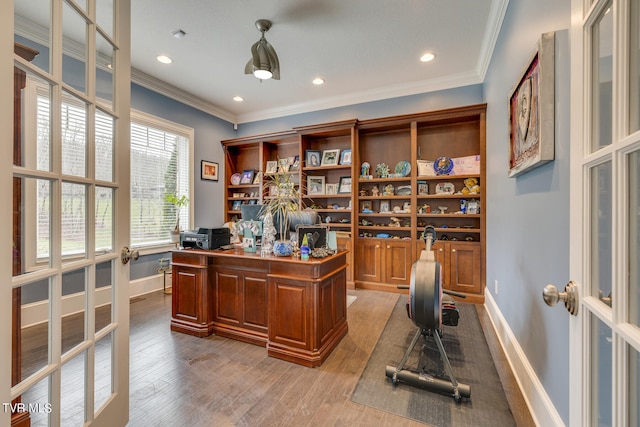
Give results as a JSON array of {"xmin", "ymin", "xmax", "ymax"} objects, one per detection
[{"xmin": 172, "ymin": 246, "xmax": 347, "ymax": 265}]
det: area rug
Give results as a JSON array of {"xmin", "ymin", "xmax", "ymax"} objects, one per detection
[{"xmin": 351, "ymin": 297, "xmax": 516, "ymax": 427}]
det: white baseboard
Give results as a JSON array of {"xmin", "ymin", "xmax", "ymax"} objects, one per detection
[
  {"xmin": 20, "ymin": 273, "xmax": 167, "ymax": 328},
  {"xmin": 484, "ymin": 290, "xmax": 565, "ymax": 427}
]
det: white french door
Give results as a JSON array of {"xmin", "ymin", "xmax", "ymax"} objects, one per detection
[
  {"xmin": 570, "ymin": 0, "xmax": 640, "ymax": 425},
  {"xmin": 3, "ymin": 0, "xmax": 131, "ymax": 425}
]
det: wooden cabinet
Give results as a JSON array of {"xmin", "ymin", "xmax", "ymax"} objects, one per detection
[
  {"xmin": 356, "ymin": 238, "xmax": 411, "ymax": 290},
  {"xmin": 171, "ymin": 251, "xmax": 214, "ymax": 337},
  {"xmin": 221, "ymin": 104, "xmax": 486, "ymax": 302},
  {"xmin": 415, "ymin": 240, "xmax": 483, "ymax": 304}
]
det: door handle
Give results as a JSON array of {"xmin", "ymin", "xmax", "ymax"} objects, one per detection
[
  {"xmin": 121, "ymin": 246, "xmax": 140, "ymax": 265},
  {"xmin": 543, "ymin": 281, "xmax": 579, "ymax": 315}
]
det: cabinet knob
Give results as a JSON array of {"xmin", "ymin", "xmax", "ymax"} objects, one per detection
[
  {"xmin": 452, "ymin": 249, "xmax": 456, "ymax": 253},
  {"xmin": 386, "ymin": 245, "xmax": 390, "ymax": 249},
  {"xmin": 376, "ymin": 245, "xmax": 380, "ymax": 248},
  {"xmin": 438, "ymin": 248, "xmax": 443, "ymax": 252}
]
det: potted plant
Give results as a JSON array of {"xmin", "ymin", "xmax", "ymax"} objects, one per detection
[
  {"xmin": 259, "ymin": 172, "xmax": 301, "ymax": 256},
  {"xmin": 165, "ymin": 193, "xmax": 189, "ymax": 243}
]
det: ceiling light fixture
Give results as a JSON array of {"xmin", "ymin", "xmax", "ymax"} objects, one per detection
[
  {"xmin": 171, "ymin": 29, "xmax": 186, "ymax": 39},
  {"xmin": 233, "ymin": 96, "xmax": 244, "ymax": 102},
  {"xmin": 420, "ymin": 52, "xmax": 436, "ymax": 62},
  {"xmin": 156, "ymin": 55, "xmax": 173, "ymax": 64},
  {"xmin": 312, "ymin": 78, "xmax": 325, "ymax": 85},
  {"xmin": 244, "ymin": 19, "xmax": 280, "ymax": 80}
]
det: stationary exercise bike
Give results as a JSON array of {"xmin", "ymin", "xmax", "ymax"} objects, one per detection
[{"xmin": 385, "ymin": 226, "xmax": 471, "ymax": 403}]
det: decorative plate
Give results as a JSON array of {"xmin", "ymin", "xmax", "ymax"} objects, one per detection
[
  {"xmin": 230, "ymin": 173, "xmax": 241, "ymax": 185},
  {"xmin": 434, "ymin": 156, "xmax": 454, "ymax": 175},
  {"xmin": 394, "ymin": 160, "xmax": 411, "ymax": 177}
]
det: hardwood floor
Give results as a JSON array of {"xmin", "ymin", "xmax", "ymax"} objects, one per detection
[{"xmin": 20, "ymin": 289, "xmax": 535, "ymax": 426}]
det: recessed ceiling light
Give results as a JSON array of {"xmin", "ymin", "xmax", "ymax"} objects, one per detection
[
  {"xmin": 420, "ymin": 52, "xmax": 436, "ymax": 62},
  {"xmin": 312, "ymin": 78, "xmax": 325, "ymax": 85},
  {"xmin": 171, "ymin": 29, "xmax": 187, "ymax": 39},
  {"xmin": 156, "ymin": 55, "xmax": 173, "ymax": 64},
  {"xmin": 233, "ymin": 96, "xmax": 244, "ymax": 102}
]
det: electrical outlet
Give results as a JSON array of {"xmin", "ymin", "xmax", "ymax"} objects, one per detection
[{"xmin": 494, "ymin": 279, "xmax": 498, "ymax": 294}]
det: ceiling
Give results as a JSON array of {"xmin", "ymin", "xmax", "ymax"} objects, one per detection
[{"xmin": 15, "ymin": 0, "xmax": 509, "ymax": 124}]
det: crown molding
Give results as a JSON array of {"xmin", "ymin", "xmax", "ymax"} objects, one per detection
[
  {"xmin": 130, "ymin": 69, "xmax": 237, "ymax": 124},
  {"xmin": 476, "ymin": 0, "xmax": 510, "ymax": 80},
  {"xmin": 236, "ymin": 70, "xmax": 483, "ymax": 124}
]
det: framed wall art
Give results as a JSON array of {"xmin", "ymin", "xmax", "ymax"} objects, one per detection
[
  {"xmin": 201, "ymin": 160, "xmax": 219, "ymax": 181},
  {"xmin": 508, "ymin": 31, "xmax": 555, "ymax": 177},
  {"xmin": 338, "ymin": 176, "xmax": 352, "ymax": 194}
]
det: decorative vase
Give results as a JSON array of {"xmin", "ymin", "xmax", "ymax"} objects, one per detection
[
  {"xmin": 273, "ymin": 240, "xmax": 293, "ymax": 257},
  {"xmin": 170, "ymin": 230, "xmax": 180, "ymax": 244}
]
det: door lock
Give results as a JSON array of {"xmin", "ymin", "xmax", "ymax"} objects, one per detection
[
  {"xmin": 121, "ymin": 246, "xmax": 140, "ymax": 265},
  {"xmin": 543, "ymin": 281, "xmax": 579, "ymax": 316}
]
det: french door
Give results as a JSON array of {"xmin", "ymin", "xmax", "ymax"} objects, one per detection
[
  {"xmin": 3, "ymin": 0, "xmax": 131, "ymax": 425},
  {"xmin": 570, "ymin": 0, "xmax": 640, "ymax": 425}
]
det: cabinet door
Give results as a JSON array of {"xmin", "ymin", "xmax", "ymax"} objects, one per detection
[
  {"xmin": 337, "ymin": 236, "xmax": 353, "ymax": 284},
  {"xmin": 383, "ymin": 240, "xmax": 411, "ymax": 284},
  {"xmin": 173, "ymin": 265, "xmax": 205, "ymax": 324},
  {"xmin": 356, "ymin": 239, "xmax": 382, "ymax": 282},
  {"xmin": 431, "ymin": 241, "xmax": 450, "ymax": 288},
  {"xmin": 449, "ymin": 242, "xmax": 481, "ymax": 294}
]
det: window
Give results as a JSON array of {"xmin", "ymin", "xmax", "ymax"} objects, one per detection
[
  {"xmin": 25, "ymin": 78, "xmax": 193, "ymax": 267},
  {"xmin": 130, "ymin": 111, "xmax": 193, "ymax": 249}
]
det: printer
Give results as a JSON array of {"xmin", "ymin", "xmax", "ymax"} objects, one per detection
[{"xmin": 180, "ymin": 227, "xmax": 230, "ymax": 250}]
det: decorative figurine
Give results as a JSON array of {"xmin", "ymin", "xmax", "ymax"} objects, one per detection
[
  {"xmin": 361, "ymin": 162, "xmax": 371, "ymax": 178},
  {"xmin": 460, "ymin": 177, "xmax": 480, "ymax": 195},
  {"xmin": 383, "ymin": 184, "xmax": 394, "ymax": 196},
  {"xmin": 371, "ymin": 185, "xmax": 380, "ymax": 197},
  {"xmin": 376, "ymin": 163, "xmax": 390, "ymax": 178},
  {"xmin": 359, "ymin": 188, "xmax": 368, "ymax": 196}
]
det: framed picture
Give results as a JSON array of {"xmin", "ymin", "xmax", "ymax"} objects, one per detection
[
  {"xmin": 321, "ymin": 149, "xmax": 340, "ymax": 166},
  {"xmin": 265, "ymin": 160, "xmax": 278, "ymax": 174},
  {"xmin": 338, "ymin": 176, "xmax": 352, "ymax": 194},
  {"xmin": 278, "ymin": 158, "xmax": 290, "ymax": 173},
  {"xmin": 508, "ymin": 31, "xmax": 555, "ymax": 177},
  {"xmin": 361, "ymin": 201, "xmax": 372, "ymax": 212},
  {"xmin": 307, "ymin": 176, "xmax": 325, "ymax": 195},
  {"xmin": 296, "ymin": 225, "xmax": 327, "ymax": 250},
  {"xmin": 201, "ymin": 160, "xmax": 219, "ymax": 181},
  {"xmin": 231, "ymin": 200, "xmax": 242, "ymax": 211},
  {"xmin": 306, "ymin": 150, "xmax": 321, "ymax": 167},
  {"xmin": 416, "ymin": 160, "xmax": 435, "ymax": 177},
  {"xmin": 325, "ymin": 183, "xmax": 338, "ymax": 195},
  {"xmin": 380, "ymin": 200, "xmax": 391, "ymax": 213},
  {"xmin": 340, "ymin": 149, "xmax": 352, "ymax": 165},
  {"xmin": 290, "ymin": 155, "xmax": 300, "ymax": 171},
  {"xmin": 240, "ymin": 169, "xmax": 255, "ymax": 184},
  {"xmin": 253, "ymin": 171, "xmax": 262, "ymax": 185}
]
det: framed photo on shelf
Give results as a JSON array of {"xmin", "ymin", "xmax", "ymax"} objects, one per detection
[
  {"xmin": 380, "ymin": 201, "xmax": 391, "ymax": 213},
  {"xmin": 278, "ymin": 158, "xmax": 290, "ymax": 173},
  {"xmin": 240, "ymin": 169, "xmax": 254, "ymax": 184},
  {"xmin": 231, "ymin": 200, "xmax": 242, "ymax": 211},
  {"xmin": 325, "ymin": 183, "xmax": 338, "ymax": 195},
  {"xmin": 321, "ymin": 149, "xmax": 340, "ymax": 166},
  {"xmin": 201, "ymin": 160, "xmax": 219, "ymax": 181},
  {"xmin": 361, "ymin": 201, "xmax": 372, "ymax": 212},
  {"xmin": 306, "ymin": 150, "xmax": 321, "ymax": 167},
  {"xmin": 290, "ymin": 155, "xmax": 300, "ymax": 171},
  {"xmin": 508, "ymin": 31, "xmax": 555, "ymax": 177},
  {"xmin": 253, "ymin": 171, "xmax": 261, "ymax": 185},
  {"xmin": 307, "ymin": 176, "xmax": 325, "ymax": 195},
  {"xmin": 338, "ymin": 176, "xmax": 352, "ymax": 194},
  {"xmin": 265, "ymin": 160, "xmax": 278, "ymax": 174},
  {"xmin": 340, "ymin": 149, "xmax": 352, "ymax": 165}
]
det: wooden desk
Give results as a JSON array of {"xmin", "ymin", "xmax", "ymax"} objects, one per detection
[{"xmin": 170, "ymin": 248, "xmax": 348, "ymax": 367}]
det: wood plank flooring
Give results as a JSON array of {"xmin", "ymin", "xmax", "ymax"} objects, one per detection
[{"xmin": 20, "ymin": 289, "xmax": 535, "ymax": 426}]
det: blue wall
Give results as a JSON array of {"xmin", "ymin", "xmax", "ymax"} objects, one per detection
[{"xmin": 483, "ymin": 0, "xmax": 571, "ymax": 423}]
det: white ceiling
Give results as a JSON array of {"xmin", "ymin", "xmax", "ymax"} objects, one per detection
[{"xmin": 15, "ymin": 0, "xmax": 509, "ymax": 124}]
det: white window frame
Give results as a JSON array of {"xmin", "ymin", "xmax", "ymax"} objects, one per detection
[
  {"xmin": 22, "ymin": 77, "xmax": 194, "ymax": 268},
  {"xmin": 129, "ymin": 109, "xmax": 194, "ymax": 254}
]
